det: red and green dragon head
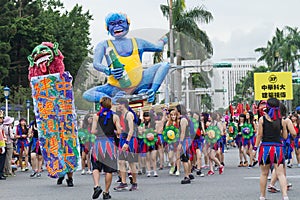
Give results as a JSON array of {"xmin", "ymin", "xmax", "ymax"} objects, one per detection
[{"xmin": 28, "ymin": 42, "xmax": 65, "ymax": 81}]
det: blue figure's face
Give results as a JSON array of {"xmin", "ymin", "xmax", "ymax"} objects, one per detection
[{"xmin": 106, "ymin": 13, "xmax": 129, "ymax": 39}]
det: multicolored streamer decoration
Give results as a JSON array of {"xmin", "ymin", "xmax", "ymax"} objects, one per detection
[
  {"xmin": 163, "ymin": 125, "xmax": 180, "ymax": 144},
  {"xmin": 142, "ymin": 128, "xmax": 158, "ymax": 146},
  {"xmin": 228, "ymin": 122, "xmax": 238, "ymax": 138},
  {"xmin": 241, "ymin": 123, "xmax": 254, "ymax": 139},
  {"xmin": 205, "ymin": 126, "xmax": 221, "ymax": 144}
]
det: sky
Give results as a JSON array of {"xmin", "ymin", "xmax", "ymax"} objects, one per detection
[{"xmin": 62, "ymin": 0, "xmax": 300, "ymax": 61}]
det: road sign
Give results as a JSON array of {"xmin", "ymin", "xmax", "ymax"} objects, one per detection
[
  {"xmin": 215, "ymin": 89, "xmax": 227, "ymax": 92},
  {"xmin": 254, "ymin": 72, "xmax": 293, "ymax": 100},
  {"xmin": 213, "ymin": 63, "xmax": 232, "ymax": 68}
]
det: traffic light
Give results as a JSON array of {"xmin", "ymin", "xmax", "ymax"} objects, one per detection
[{"xmin": 292, "ymin": 77, "xmax": 300, "ymax": 84}]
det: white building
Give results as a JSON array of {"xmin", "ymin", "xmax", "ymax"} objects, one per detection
[{"xmin": 212, "ymin": 57, "xmax": 263, "ymax": 110}]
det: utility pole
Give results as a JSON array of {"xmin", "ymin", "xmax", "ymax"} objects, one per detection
[{"xmin": 168, "ymin": 0, "xmax": 175, "ymax": 103}]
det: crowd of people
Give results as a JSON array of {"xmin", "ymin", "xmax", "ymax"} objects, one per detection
[{"xmin": 1, "ymin": 98, "xmax": 300, "ymax": 200}]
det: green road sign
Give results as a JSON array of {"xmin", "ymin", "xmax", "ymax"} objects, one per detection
[
  {"xmin": 213, "ymin": 63, "xmax": 232, "ymax": 68},
  {"xmin": 292, "ymin": 77, "xmax": 300, "ymax": 84}
]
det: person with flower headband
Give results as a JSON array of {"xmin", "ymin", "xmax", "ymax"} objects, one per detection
[
  {"xmin": 91, "ymin": 96, "xmax": 122, "ymax": 199},
  {"xmin": 114, "ymin": 98, "xmax": 139, "ymax": 191},
  {"xmin": 253, "ymin": 98, "xmax": 289, "ymax": 200}
]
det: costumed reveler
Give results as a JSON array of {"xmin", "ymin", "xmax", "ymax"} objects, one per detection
[
  {"xmin": 204, "ymin": 112, "xmax": 224, "ymax": 176},
  {"xmin": 175, "ymin": 104, "xmax": 195, "ymax": 184},
  {"xmin": 237, "ymin": 114, "xmax": 248, "ymax": 167},
  {"xmin": 83, "ymin": 12, "xmax": 169, "ymax": 103},
  {"xmin": 114, "ymin": 98, "xmax": 139, "ymax": 191},
  {"xmin": 28, "ymin": 119, "xmax": 43, "ymax": 178},
  {"xmin": 28, "ymin": 42, "xmax": 80, "ymax": 187},
  {"xmin": 163, "ymin": 109, "xmax": 180, "ymax": 176},
  {"xmin": 91, "ymin": 97, "xmax": 121, "ymax": 199},
  {"xmin": 15, "ymin": 118, "xmax": 29, "ymax": 172},
  {"xmin": 253, "ymin": 98, "xmax": 289, "ymax": 200}
]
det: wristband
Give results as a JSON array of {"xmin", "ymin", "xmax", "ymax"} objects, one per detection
[
  {"xmin": 125, "ymin": 140, "xmax": 129, "ymax": 145},
  {"xmin": 253, "ymin": 146, "xmax": 258, "ymax": 151}
]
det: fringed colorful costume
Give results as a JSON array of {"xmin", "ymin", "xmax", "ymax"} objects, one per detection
[
  {"xmin": 258, "ymin": 142, "xmax": 284, "ymax": 165},
  {"xmin": 91, "ymin": 108, "xmax": 118, "ymax": 170}
]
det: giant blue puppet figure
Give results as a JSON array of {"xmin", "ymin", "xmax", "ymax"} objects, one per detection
[{"xmin": 83, "ymin": 13, "xmax": 170, "ymax": 103}]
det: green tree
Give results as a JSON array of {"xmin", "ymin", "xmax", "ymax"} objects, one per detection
[
  {"xmin": 255, "ymin": 27, "xmax": 300, "ymax": 72},
  {"xmin": 3, "ymin": 0, "xmax": 92, "ymax": 88},
  {"xmin": 0, "ymin": 0, "xmax": 17, "ymax": 85},
  {"xmin": 234, "ymin": 66, "xmax": 268, "ymax": 105}
]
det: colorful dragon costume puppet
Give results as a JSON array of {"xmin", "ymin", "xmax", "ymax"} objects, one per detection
[
  {"xmin": 83, "ymin": 13, "xmax": 170, "ymax": 103},
  {"xmin": 28, "ymin": 42, "xmax": 80, "ymax": 178}
]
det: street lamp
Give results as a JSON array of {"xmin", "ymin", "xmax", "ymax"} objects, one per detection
[
  {"xmin": 26, "ymin": 100, "xmax": 31, "ymax": 123},
  {"xmin": 3, "ymin": 86, "xmax": 10, "ymax": 117}
]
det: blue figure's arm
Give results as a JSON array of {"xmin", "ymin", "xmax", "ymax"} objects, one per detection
[
  {"xmin": 93, "ymin": 41, "xmax": 111, "ymax": 75},
  {"xmin": 136, "ymin": 37, "xmax": 167, "ymax": 56}
]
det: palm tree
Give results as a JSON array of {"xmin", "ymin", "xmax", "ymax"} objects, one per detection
[
  {"xmin": 160, "ymin": 0, "xmax": 213, "ymax": 106},
  {"xmin": 255, "ymin": 27, "xmax": 300, "ymax": 72}
]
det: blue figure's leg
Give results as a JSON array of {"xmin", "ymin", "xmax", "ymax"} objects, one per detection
[
  {"xmin": 83, "ymin": 84, "xmax": 122, "ymax": 102},
  {"xmin": 134, "ymin": 62, "xmax": 169, "ymax": 102}
]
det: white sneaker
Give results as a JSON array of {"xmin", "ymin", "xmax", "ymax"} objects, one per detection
[
  {"xmin": 87, "ymin": 170, "xmax": 92, "ymax": 175},
  {"xmin": 169, "ymin": 166, "xmax": 175, "ymax": 175},
  {"xmin": 81, "ymin": 169, "xmax": 86, "ymax": 175},
  {"xmin": 153, "ymin": 171, "xmax": 158, "ymax": 177},
  {"xmin": 175, "ymin": 171, "xmax": 180, "ymax": 176},
  {"xmin": 146, "ymin": 171, "xmax": 151, "ymax": 177},
  {"xmin": 298, "ymin": 164, "xmax": 300, "ymax": 168}
]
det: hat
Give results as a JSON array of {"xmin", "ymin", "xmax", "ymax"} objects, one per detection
[{"xmin": 3, "ymin": 116, "xmax": 14, "ymax": 125}]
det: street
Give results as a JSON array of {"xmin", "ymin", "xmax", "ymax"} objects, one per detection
[{"xmin": 1, "ymin": 148, "xmax": 300, "ymax": 200}]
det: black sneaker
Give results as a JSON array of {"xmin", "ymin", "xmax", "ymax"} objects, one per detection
[
  {"xmin": 66, "ymin": 178, "xmax": 74, "ymax": 187},
  {"xmin": 196, "ymin": 170, "xmax": 204, "ymax": 177},
  {"xmin": 129, "ymin": 183, "xmax": 138, "ymax": 191},
  {"xmin": 102, "ymin": 191, "xmax": 111, "ymax": 199},
  {"xmin": 181, "ymin": 177, "xmax": 191, "ymax": 184},
  {"xmin": 30, "ymin": 171, "xmax": 37, "ymax": 178},
  {"xmin": 128, "ymin": 173, "xmax": 133, "ymax": 184},
  {"xmin": 253, "ymin": 160, "xmax": 258, "ymax": 167},
  {"xmin": 57, "ymin": 176, "xmax": 64, "ymax": 185},
  {"xmin": 113, "ymin": 183, "xmax": 128, "ymax": 191},
  {"xmin": 173, "ymin": 166, "xmax": 177, "ymax": 174},
  {"xmin": 221, "ymin": 162, "xmax": 225, "ymax": 166},
  {"xmin": 188, "ymin": 174, "xmax": 195, "ymax": 180},
  {"xmin": 115, "ymin": 176, "xmax": 121, "ymax": 183},
  {"xmin": 92, "ymin": 186, "xmax": 102, "ymax": 199}
]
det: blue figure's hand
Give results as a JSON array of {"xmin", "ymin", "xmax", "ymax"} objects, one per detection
[
  {"xmin": 138, "ymin": 89, "xmax": 155, "ymax": 103},
  {"xmin": 104, "ymin": 67, "xmax": 111, "ymax": 76},
  {"xmin": 111, "ymin": 68, "xmax": 124, "ymax": 80},
  {"xmin": 160, "ymin": 36, "xmax": 168, "ymax": 45},
  {"xmin": 112, "ymin": 91, "xmax": 127, "ymax": 104}
]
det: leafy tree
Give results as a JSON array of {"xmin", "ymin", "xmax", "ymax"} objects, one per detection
[
  {"xmin": 0, "ymin": 0, "xmax": 17, "ymax": 85},
  {"xmin": 255, "ymin": 27, "xmax": 300, "ymax": 72}
]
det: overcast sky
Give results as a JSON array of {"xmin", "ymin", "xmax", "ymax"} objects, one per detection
[{"xmin": 63, "ymin": 0, "xmax": 300, "ymax": 61}]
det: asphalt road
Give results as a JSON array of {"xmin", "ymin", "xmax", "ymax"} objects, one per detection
[{"xmin": 1, "ymin": 148, "xmax": 300, "ymax": 200}]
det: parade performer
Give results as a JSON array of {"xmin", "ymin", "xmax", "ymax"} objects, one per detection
[
  {"xmin": 205, "ymin": 112, "xmax": 224, "ymax": 176},
  {"xmin": 114, "ymin": 98, "xmax": 139, "ymax": 191},
  {"xmin": 253, "ymin": 98, "xmax": 289, "ymax": 200},
  {"xmin": 91, "ymin": 97, "xmax": 121, "ymax": 199},
  {"xmin": 192, "ymin": 112, "xmax": 205, "ymax": 177},
  {"xmin": 83, "ymin": 12, "xmax": 169, "ymax": 103},
  {"xmin": 28, "ymin": 42, "xmax": 80, "ymax": 187},
  {"xmin": 163, "ymin": 109, "xmax": 180, "ymax": 176},
  {"xmin": 28, "ymin": 119, "xmax": 43, "ymax": 178},
  {"xmin": 141, "ymin": 112, "xmax": 158, "ymax": 177},
  {"xmin": 237, "ymin": 114, "xmax": 248, "ymax": 167},
  {"xmin": 78, "ymin": 114, "xmax": 94, "ymax": 175},
  {"xmin": 175, "ymin": 104, "xmax": 195, "ymax": 184},
  {"xmin": 242, "ymin": 111, "xmax": 257, "ymax": 168},
  {"xmin": 15, "ymin": 118, "xmax": 29, "ymax": 172}
]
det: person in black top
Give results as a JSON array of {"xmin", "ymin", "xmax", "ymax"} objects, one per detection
[
  {"xmin": 114, "ymin": 98, "xmax": 139, "ymax": 191},
  {"xmin": 253, "ymin": 98, "xmax": 288, "ymax": 200},
  {"xmin": 91, "ymin": 97, "xmax": 121, "ymax": 199},
  {"xmin": 28, "ymin": 119, "xmax": 43, "ymax": 178}
]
